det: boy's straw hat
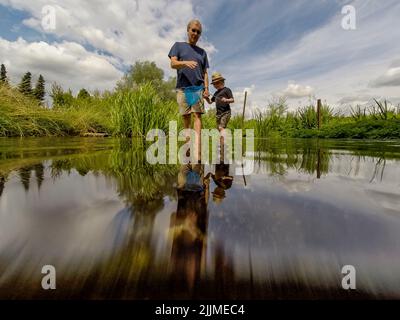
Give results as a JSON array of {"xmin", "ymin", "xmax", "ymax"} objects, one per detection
[{"xmin": 211, "ymin": 72, "xmax": 225, "ymax": 84}]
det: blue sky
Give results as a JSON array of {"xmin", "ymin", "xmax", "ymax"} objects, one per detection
[{"xmin": 1, "ymin": 0, "xmax": 399, "ymax": 113}]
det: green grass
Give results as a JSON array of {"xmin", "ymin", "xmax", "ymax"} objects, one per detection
[
  {"xmin": 0, "ymin": 85, "xmax": 112, "ymax": 136},
  {"xmin": 110, "ymin": 83, "xmax": 178, "ymax": 137},
  {"xmin": 2, "ymin": 82, "xmax": 400, "ymax": 139},
  {"xmin": 247, "ymin": 98, "xmax": 400, "ymax": 139},
  {"xmin": 294, "ymin": 119, "xmax": 400, "ymax": 139}
]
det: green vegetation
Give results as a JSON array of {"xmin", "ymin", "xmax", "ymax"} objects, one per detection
[
  {"xmin": 116, "ymin": 60, "xmax": 176, "ymax": 101},
  {"xmin": 1, "ymin": 61, "xmax": 400, "ymax": 139},
  {"xmin": 294, "ymin": 119, "xmax": 400, "ymax": 139},
  {"xmin": 111, "ymin": 83, "xmax": 178, "ymax": 137},
  {"xmin": 0, "ymin": 64, "xmax": 8, "ymax": 85},
  {"xmin": 246, "ymin": 97, "xmax": 400, "ymax": 139},
  {"xmin": 0, "ymin": 85, "xmax": 112, "ymax": 136},
  {"xmin": 18, "ymin": 71, "xmax": 33, "ymax": 96},
  {"xmin": 33, "ymin": 74, "xmax": 45, "ymax": 102}
]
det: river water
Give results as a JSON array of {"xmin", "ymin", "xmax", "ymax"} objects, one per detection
[{"xmin": 0, "ymin": 137, "xmax": 400, "ymax": 299}]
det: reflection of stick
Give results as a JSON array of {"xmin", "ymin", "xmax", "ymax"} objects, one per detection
[
  {"xmin": 248, "ymin": 245, "xmax": 253, "ymax": 297},
  {"xmin": 241, "ymin": 163, "xmax": 247, "ymax": 186},
  {"xmin": 241, "ymin": 91, "xmax": 248, "ymax": 184},
  {"xmin": 242, "ymin": 91, "xmax": 247, "ymax": 137}
]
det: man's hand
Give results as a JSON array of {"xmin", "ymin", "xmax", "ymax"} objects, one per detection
[
  {"xmin": 203, "ymin": 88, "xmax": 209, "ymax": 99},
  {"xmin": 170, "ymin": 57, "xmax": 198, "ymax": 70},
  {"xmin": 185, "ymin": 60, "xmax": 198, "ymax": 69}
]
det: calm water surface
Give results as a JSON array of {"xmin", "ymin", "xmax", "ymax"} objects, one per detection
[{"xmin": 0, "ymin": 137, "xmax": 400, "ymax": 299}]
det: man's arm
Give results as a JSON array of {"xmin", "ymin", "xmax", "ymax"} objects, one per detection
[
  {"xmin": 203, "ymin": 70, "xmax": 209, "ymax": 98},
  {"xmin": 170, "ymin": 56, "xmax": 198, "ymax": 70}
]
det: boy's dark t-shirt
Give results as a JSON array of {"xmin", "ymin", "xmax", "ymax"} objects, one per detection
[
  {"xmin": 211, "ymin": 87, "xmax": 233, "ymax": 114},
  {"xmin": 168, "ymin": 42, "xmax": 209, "ymax": 88}
]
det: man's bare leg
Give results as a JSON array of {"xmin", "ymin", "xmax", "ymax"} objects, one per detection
[
  {"xmin": 183, "ymin": 114, "xmax": 191, "ymax": 157},
  {"xmin": 193, "ymin": 112, "xmax": 202, "ymax": 162}
]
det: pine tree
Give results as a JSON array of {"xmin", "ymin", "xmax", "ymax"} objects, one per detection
[
  {"xmin": 18, "ymin": 72, "xmax": 33, "ymax": 96},
  {"xmin": 0, "ymin": 64, "xmax": 8, "ymax": 85},
  {"xmin": 34, "ymin": 74, "xmax": 46, "ymax": 102}
]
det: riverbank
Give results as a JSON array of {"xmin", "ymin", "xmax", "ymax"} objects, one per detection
[
  {"xmin": 1, "ymin": 83, "xmax": 400, "ymax": 139},
  {"xmin": 0, "ymin": 85, "xmax": 112, "ymax": 136}
]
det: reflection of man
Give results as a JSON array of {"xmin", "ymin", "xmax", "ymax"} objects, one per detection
[
  {"xmin": 168, "ymin": 19, "xmax": 209, "ymax": 161},
  {"xmin": 168, "ymin": 162, "xmax": 234, "ymax": 295},
  {"xmin": 169, "ymin": 164, "xmax": 209, "ymax": 293}
]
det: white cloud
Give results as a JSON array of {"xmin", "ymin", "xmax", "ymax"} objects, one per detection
[
  {"xmin": 0, "ymin": 37, "xmax": 123, "ymax": 93},
  {"xmin": 1, "ymin": 0, "xmax": 399, "ymax": 110},
  {"xmin": 0, "ymin": 0, "xmax": 216, "ymax": 69},
  {"xmin": 281, "ymin": 82, "xmax": 314, "ymax": 99},
  {"xmin": 370, "ymin": 60, "xmax": 400, "ymax": 87},
  {"xmin": 337, "ymin": 94, "xmax": 373, "ymax": 105},
  {"xmin": 219, "ymin": 0, "xmax": 400, "ymax": 110},
  {"xmin": 0, "ymin": 0, "xmax": 216, "ymax": 92},
  {"xmin": 230, "ymin": 85, "xmax": 260, "ymax": 117}
]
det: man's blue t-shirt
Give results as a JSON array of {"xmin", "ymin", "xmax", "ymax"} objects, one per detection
[{"xmin": 168, "ymin": 42, "xmax": 209, "ymax": 89}]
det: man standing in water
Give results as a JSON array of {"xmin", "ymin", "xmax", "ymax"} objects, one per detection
[{"xmin": 168, "ymin": 19, "xmax": 210, "ymax": 162}]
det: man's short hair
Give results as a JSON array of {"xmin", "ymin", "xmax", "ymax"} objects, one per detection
[{"xmin": 187, "ymin": 19, "xmax": 202, "ymax": 31}]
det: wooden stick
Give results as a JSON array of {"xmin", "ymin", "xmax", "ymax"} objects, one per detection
[
  {"xmin": 241, "ymin": 91, "xmax": 248, "ymax": 185},
  {"xmin": 242, "ymin": 91, "xmax": 247, "ymax": 137},
  {"xmin": 317, "ymin": 99, "xmax": 322, "ymax": 129}
]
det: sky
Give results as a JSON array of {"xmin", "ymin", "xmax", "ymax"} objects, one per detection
[{"xmin": 0, "ymin": 0, "xmax": 399, "ymax": 114}]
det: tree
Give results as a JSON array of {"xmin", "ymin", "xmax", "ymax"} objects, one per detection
[
  {"xmin": 116, "ymin": 61, "xmax": 164, "ymax": 91},
  {"xmin": 18, "ymin": 72, "xmax": 33, "ymax": 96},
  {"xmin": 50, "ymin": 82, "xmax": 64, "ymax": 106},
  {"xmin": 50, "ymin": 82, "xmax": 73, "ymax": 107},
  {"xmin": 116, "ymin": 60, "xmax": 176, "ymax": 101},
  {"xmin": 34, "ymin": 74, "xmax": 46, "ymax": 102},
  {"xmin": 158, "ymin": 76, "xmax": 177, "ymax": 101},
  {"xmin": 0, "ymin": 64, "xmax": 8, "ymax": 85},
  {"xmin": 77, "ymin": 88, "xmax": 90, "ymax": 100}
]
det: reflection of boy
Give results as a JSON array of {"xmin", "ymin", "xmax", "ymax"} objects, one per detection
[{"xmin": 211, "ymin": 163, "xmax": 233, "ymax": 204}]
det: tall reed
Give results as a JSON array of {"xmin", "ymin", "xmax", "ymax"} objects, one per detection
[{"xmin": 110, "ymin": 83, "xmax": 178, "ymax": 137}]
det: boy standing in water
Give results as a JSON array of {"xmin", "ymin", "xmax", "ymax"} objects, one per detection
[{"xmin": 206, "ymin": 72, "xmax": 234, "ymax": 153}]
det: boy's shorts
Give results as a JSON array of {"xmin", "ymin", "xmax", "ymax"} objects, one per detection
[
  {"xmin": 216, "ymin": 111, "xmax": 231, "ymax": 129},
  {"xmin": 176, "ymin": 89, "xmax": 205, "ymax": 115}
]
